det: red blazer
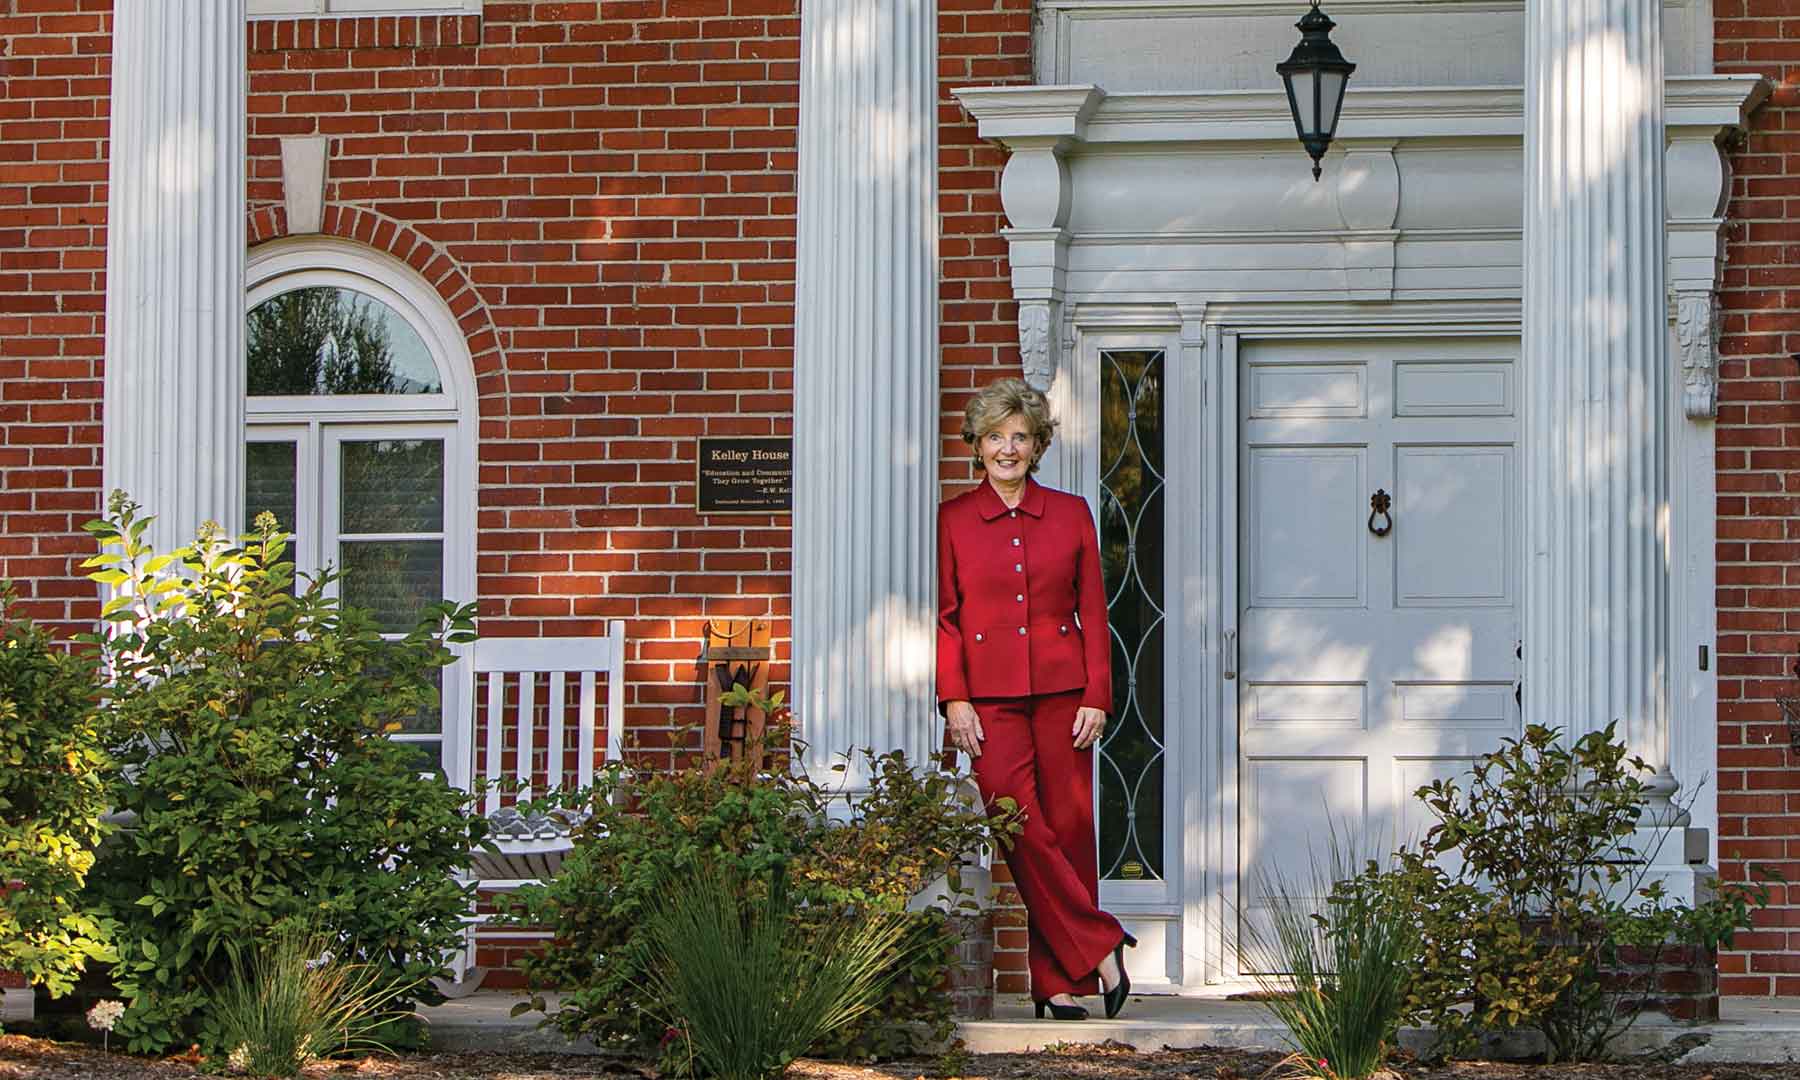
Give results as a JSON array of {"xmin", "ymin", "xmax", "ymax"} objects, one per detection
[{"xmin": 936, "ymin": 477, "xmax": 1113, "ymax": 712}]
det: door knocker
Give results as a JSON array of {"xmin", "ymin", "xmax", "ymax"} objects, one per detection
[{"xmin": 1368, "ymin": 489, "xmax": 1393, "ymax": 537}]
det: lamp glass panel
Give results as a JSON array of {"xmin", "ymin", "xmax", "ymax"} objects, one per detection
[
  {"xmin": 1289, "ymin": 70, "xmax": 1319, "ymax": 134},
  {"xmin": 1320, "ymin": 71, "xmax": 1348, "ymax": 135}
]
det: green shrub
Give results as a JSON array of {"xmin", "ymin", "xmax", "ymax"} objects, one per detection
[
  {"xmin": 1244, "ymin": 830, "xmax": 1412, "ymax": 1079},
  {"xmin": 644, "ymin": 864, "xmax": 925, "ymax": 1080},
  {"xmin": 211, "ymin": 923, "xmax": 421, "ymax": 1078},
  {"xmin": 508, "ymin": 691, "xmax": 1017, "ymax": 1068},
  {"xmin": 80, "ymin": 495, "xmax": 485, "ymax": 1054},
  {"xmin": 1343, "ymin": 723, "xmax": 1771, "ymax": 1062},
  {"xmin": 0, "ymin": 588, "xmax": 116, "ymax": 1000}
]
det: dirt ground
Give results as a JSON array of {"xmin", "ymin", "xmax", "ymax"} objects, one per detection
[{"xmin": 7, "ymin": 1035, "xmax": 1800, "ymax": 1080}]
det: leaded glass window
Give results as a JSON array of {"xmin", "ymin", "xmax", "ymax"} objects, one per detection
[{"xmin": 1098, "ymin": 349, "xmax": 1166, "ymax": 882}]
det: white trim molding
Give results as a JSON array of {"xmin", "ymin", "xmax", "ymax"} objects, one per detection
[{"xmin": 958, "ymin": 76, "xmax": 1765, "ymax": 148}]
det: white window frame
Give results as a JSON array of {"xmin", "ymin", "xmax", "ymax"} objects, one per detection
[
  {"xmin": 247, "ymin": 238, "xmax": 478, "ymax": 789},
  {"xmin": 249, "ymin": 0, "xmax": 481, "ymax": 19}
]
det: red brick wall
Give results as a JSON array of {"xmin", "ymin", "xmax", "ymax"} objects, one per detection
[
  {"xmin": 0, "ymin": 0, "xmax": 1036, "ymax": 992},
  {"xmin": 0, "ymin": 1, "xmax": 110, "ymax": 638},
  {"xmin": 1, "ymin": 0, "xmax": 1041, "ymax": 746},
  {"xmin": 254, "ymin": 3, "xmax": 802, "ymax": 769},
  {"xmin": 1713, "ymin": 4, "xmax": 1800, "ymax": 996}
]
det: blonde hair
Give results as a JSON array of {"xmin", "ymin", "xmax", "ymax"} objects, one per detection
[{"xmin": 961, "ymin": 378, "xmax": 1058, "ymax": 474}]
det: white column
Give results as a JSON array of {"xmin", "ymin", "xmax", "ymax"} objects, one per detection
[
  {"xmin": 792, "ymin": 0, "xmax": 939, "ymax": 787},
  {"xmin": 1522, "ymin": 0, "xmax": 1676, "ymax": 814},
  {"xmin": 103, "ymin": 0, "xmax": 246, "ymax": 555}
]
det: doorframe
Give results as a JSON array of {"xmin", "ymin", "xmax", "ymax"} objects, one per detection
[{"xmin": 1066, "ymin": 306, "xmax": 1733, "ymax": 987}]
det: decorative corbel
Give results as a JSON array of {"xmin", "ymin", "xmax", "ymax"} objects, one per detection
[
  {"xmin": 1018, "ymin": 302, "xmax": 1055, "ymax": 389},
  {"xmin": 951, "ymin": 85, "xmax": 1105, "ymax": 393},
  {"xmin": 1676, "ymin": 291, "xmax": 1721, "ymax": 419},
  {"xmin": 1665, "ymin": 78, "xmax": 1766, "ymax": 421}
]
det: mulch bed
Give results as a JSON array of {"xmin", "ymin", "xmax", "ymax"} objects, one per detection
[{"xmin": 7, "ymin": 1035, "xmax": 1800, "ymax": 1079}]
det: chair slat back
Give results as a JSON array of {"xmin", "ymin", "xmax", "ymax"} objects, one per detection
[{"xmin": 469, "ymin": 622, "xmax": 626, "ymax": 814}]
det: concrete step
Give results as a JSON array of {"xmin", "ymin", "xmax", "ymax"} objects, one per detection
[
  {"xmin": 418, "ymin": 991, "xmax": 1800, "ymax": 1064},
  {"xmin": 962, "ymin": 995, "xmax": 1800, "ymax": 1063}
]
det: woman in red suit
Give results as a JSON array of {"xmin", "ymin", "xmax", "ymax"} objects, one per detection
[{"xmin": 937, "ymin": 378, "xmax": 1135, "ymax": 1021}]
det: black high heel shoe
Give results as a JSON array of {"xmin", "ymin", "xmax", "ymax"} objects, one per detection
[
  {"xmin": 1033, "ymin": 998, "xmax": 1089, "ymax": 1021},
  {"xmin": 1101, "ymin": 931, "xmax": 1137, "ymax": 1020}
]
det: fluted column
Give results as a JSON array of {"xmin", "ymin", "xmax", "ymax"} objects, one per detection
[
  {"xmin": 103, "ymin": 0, "xmax": 246, "ymax": 554},
  {"xmin": 792, "ymin": 0, "xmax": 938, "ymax": 787},
  {"xmin": 1522, "ymin": 0, "xmax": 1677, "ymax": 816}
]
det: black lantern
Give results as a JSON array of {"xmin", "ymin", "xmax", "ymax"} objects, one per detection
[{"xmin": 1276, "ymin": 1, "xmax": 1355, "ymax": 181}]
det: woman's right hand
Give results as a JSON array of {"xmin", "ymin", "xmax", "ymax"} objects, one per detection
[{"xmin": 945, "ymin": 700, "xmax": 985, "ymax": 759}]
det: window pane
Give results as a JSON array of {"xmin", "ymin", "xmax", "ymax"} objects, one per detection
[
  {"xmin": 364, "ymin": 650, "xmax": 444, "ymax": 735},
  {"xmin": 340, "ymin": 540, "xmax": 444, "ymax": 632},
  {"xmin": 246, "ymin": 441, "xmax": 298, "ymax": 534},
  {"xmin": 247, "ymin": 285, "xmax": 443, "ymax": 396},
  {"xmin": 391, "ymin": 739, "xmax": 445, "ymax": 781},
  {"xmin": 1098, "ymin": 349, "xmax": 1167, "ymax": 882},
  {"xmin": 341, "ymin": 440, "xmax": 444, "ymax": 534},
  {"xmin": 397, "ymin": 666, "xmax": 444, "ymax": 735}
]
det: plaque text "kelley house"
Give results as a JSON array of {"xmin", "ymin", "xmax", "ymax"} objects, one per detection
[{"xmin": 696, "ymin": 437, "xmax": 793, "ymax": 514}]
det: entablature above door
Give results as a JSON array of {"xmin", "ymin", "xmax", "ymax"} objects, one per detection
[{"xmin": 954, "ymin": 76, "xmax": 1764, "ymax": 410}]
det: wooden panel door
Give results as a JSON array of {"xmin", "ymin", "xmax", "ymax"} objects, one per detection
[{"xmin": 1236, "ymin": 337, "xmax": 1521, "ymax": 965}]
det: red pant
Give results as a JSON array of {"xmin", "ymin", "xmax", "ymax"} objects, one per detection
[{"xmin": 969, "ymin": 690, "xmax": 1124, "ymax": 999}]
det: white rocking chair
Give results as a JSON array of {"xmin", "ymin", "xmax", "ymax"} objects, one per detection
[
  {"xmin": 467, "ymin": 624, "xmax": 627, "ymax": 886},
  {"xmin": 444, "ymin": 624, "xmax": 626, "ymax": 992}
]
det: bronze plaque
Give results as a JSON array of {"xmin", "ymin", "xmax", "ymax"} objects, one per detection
[{"xmin": 696, "ymin": 437, "xmax": 792, "ymax": 514}]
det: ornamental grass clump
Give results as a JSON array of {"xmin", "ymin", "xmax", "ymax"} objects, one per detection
[
  {"xmin": 1243, "ymin": 830, "xmax": 1413, "ymax": 1080},
  {"xmin": 641, "ymin": 864, "xmax": 924, "ymax": 1080},
  {"xmin": 210, "ymin": 925, "xmax": 417, "ymax": 1078},
  {"xmin": 507, "ymin": 685, "xmax": 1021, "ymax": 1067}
]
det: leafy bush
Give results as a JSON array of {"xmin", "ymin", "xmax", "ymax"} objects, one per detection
[
  {"xmin": 211, "ymin": 923, "xmax": 421, "ymax": 1078},
  {"xmin": 0, "ymin": 588, "xmax": 116, "ymax": 999},
  {"xmin": 508, "ymin": 690, "xmax": 1017, "ymax": 1067},
  {"xmin": 80, "ymin": 496, "xmax": 485, "ymax": 1053},
  {"xmin": 1244, "ymin": 830, "xmax": 1412, "ymax": 1079},
  {"xmin": 644, "ymin": 864, "xmax": 925, "ymax": 1080},
  {"xmin": 1342, "ymin": 723, "xmax": 1771, "ymax": 1062}
]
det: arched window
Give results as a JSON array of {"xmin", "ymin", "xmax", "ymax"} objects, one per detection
[{"xmin": 245, "ymin": 240, "xmax": 477, "ymax": 784}]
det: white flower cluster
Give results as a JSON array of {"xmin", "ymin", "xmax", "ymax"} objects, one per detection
[
  {"xmin": 84, "ymin": 999, "xmax": 125, "ymax": 1033},
  {"xmin": 227, "ymin": 1044, "xmax": 252, "ymax": 1074}
]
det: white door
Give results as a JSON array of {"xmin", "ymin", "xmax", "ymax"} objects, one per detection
[{"xmin": 1235, "ymin": 337, "xmax": 1521, "ymax": 963}]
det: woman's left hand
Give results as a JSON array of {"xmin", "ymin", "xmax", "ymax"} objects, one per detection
[{"xmin": 1072, "ymin": 706, "xmax": 1107, "ymax": 750}]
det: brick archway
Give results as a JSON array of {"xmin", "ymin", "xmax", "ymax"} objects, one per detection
[{"xmin": 247, "ymin": 205, "xmax": 508, "ymax": 411}]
